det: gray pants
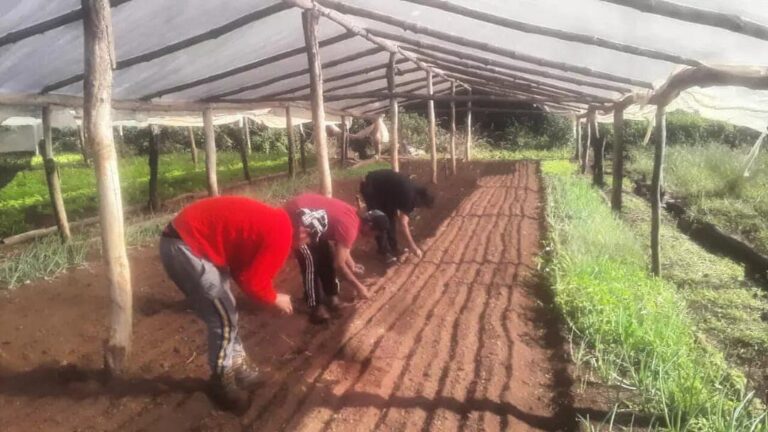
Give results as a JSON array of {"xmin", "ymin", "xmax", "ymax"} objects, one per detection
[{"xmin": 159, "ymin": 237, "xmax": 245, "ymax": 376}]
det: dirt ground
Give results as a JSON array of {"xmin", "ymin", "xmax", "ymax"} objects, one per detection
[{"xmin": 0, "ymin": 160, "xmax": 578, "ymax": 431}]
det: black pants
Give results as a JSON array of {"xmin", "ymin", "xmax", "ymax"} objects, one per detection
[
  {"xmin": 360, "ymin": 182, "xmax": 399, "ymax": 257},
  {"xmin": 295, "ymin": 239, "xmax": 339, "ymax": 309}
]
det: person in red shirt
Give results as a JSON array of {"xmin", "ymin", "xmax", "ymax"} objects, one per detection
[
  {"xmin": 284, "ymin": 193, "xmax": 387, "ymax": 324},
  {"xmin": 159, "ymin": 196, "xmax": 327, "ymax": 411}
]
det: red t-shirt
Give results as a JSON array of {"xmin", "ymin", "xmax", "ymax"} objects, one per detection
[
  {"xmin": 172, "ymin": 196, "xmax": 293, "ymax": 305},
  {"xmin": 284, "ymin": 193, "xmax": 360, "ymax": 248}
]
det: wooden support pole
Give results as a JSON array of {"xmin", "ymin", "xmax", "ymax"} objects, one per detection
[
  {"xmin": 590, "ymin": 110, "xmax": 604, "ymax": 186},
  {"xmin": 449, "ymin": 81, "xmax": 457, "ymax": 175},
  {"xmin": 300, "ymin": 129, "xmax": 307, "ymax": 173},
  {"xmin": 238, "ymin": 120, "xmax": 251, "ymax": 183},
  {"xmin": 581, "ymin": 111, "xmax": 592, "ymax": 174},
  {"xmin": 302, "ymin": 9, "xmax": 332, "ymax": 196},
  {"xmin": 286, "ymin": 106, "xmax": 296, "ymax": 178},
  {"xmin": 651, "ymin": 105, "xmax": 667, "ymax": 277},
  {"xmin": 340, "ymin": 115, "xmax": 348, "ymax": 164},
  {"xmin": 575, "ymin": 119, "xmax": 582, "ymax": 161},
  {"xmin": 147, "ymin": 125, "xmax": 160, "ymax": 211},
  {"xmin": 242, "ymin": 116, "xmax": 252, "ymax": 155},
  {"xmin": 77, "ymin": 124, "xmax": 90, "ymax": 167},
  {"xmin": 82, "ymin": 0, "xmax": 132, "ymax": 376},
  {"xmin": 387, "ymin": 53, "xmax": 400, "ymax": 172},
  {"xmin": 427, "ymin": 70, "xmax": 438, "ymax": 184},
  {"xmin": 41, "ymin": 106, "xmax": 71, "ymax": 242},
  {"xmin": 466, "ymin": 89, "xmax": 472, "ymax": 162},
  {"xmin": 187, "ymin": 126, "xmax": 198, "ymax": 166},
  {"xmin": 611, "ymin": 108, "xmax": 625, "ymax": 211},
  {"xmin": 202, "ymin": 108, "xmax": 219, "ymax": 196}
]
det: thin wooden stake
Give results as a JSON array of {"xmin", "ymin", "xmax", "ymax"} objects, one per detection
[
  {"xmin": 611, "ymin": 108, "xmax": 625, "ymax": 211},
  {"xmin": 340, "ymin": 115, "xmax": 348, "ymax": 164},
  {"xmin": 449, "ymin": 81, "xmax": 457, "ymax": 175},
  {"xmin": 187, "ymin": 126, "xmax": 198, "ymax": 166},
  {"xmin": 286, "ymin": 106, "xmax": 296, "ymax": 178},
  {"xmin": 242, "ymin": 116, "xmax": 252, "ymax": 155},
  {"xmin": 202, "ymin": 108, "xmax": 219, "ymax": 196},
  {"xmin": 82, "ymin": 0, "xmax": 132, "ymax": 376},
  {"xmin": 651, "ymin": 105, "xmax": 667, "ymax": 277},
  {"xmin": 302, "ymin": 9, "xmax": 332, "ymax": 196},
  {"xmin": 147, "ymin": 125, "xmax": 160, "ymax": 211},
  {"xmin": 77, "ymin": 124, "xmax": 90, "ymax": 167},
  {"xmin": 575, "ymin": 119, "xmax": 582, "ymax": 161},
  {"xmin": 387, "ymin": 53, "xmax": 400, "ymax": 172},
  {"xmin": 581, "ymin": 112, "xmax": 592, "ymax": 174},
  {"xmin": 41, "ymin": 106, "xmax": 71, "ymax": 242},
  {"xmin": 237, "ymin": 120, "xmax": 251, "ymax": 183},
  {"xmin": 466, "ymin": 88, "xmax": 472, "ymax": 162},
  {"xmin": 427, "ymin": 70, "xmax": 438, "ymax": 184},
  {"xmin": 590, "ymin": 110, "xmax": 604, "ymax": 186}
]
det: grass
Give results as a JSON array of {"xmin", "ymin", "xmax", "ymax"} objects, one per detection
[
  {"xmin": 0, "ymin": 151, "xmax": 290, "ymax": 238},
  {"xmin": 0, "ymin": 161, "xmax": 390, "ymax": 290},
  {"xmin": 621, "ymin": 188, "xmax": 768, "ymax": 398},
  {"xmin": 542, "ymin": 159, "xmax": 767, "ymax": 431},
  {"xmin": 629, "ymin": 142, "xmax": 768, "ymax": 255}
]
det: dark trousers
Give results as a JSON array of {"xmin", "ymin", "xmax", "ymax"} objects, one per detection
[
  {"xmin": 295, "ymin": 239, "xmax": 339, "ymax": 308},
  {"xmin": 374, "ymin": 211, "xmax": 398, "ymax": 257}
]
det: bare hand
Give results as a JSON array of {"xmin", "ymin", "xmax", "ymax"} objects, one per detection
[
  {"xmin": 353, "ymin": 263, "xmax": 365, "ymax": 275},
  {"xmin": 356, "ymin": 285, "xmax": 370, "ymax": 300},
  {"xmin": 274, "ymin": 293, "xmax": 294, "ymax": 315},
  {"xmin": 412, "ymin": 248, "xmax": 424, "ymax": 259}
]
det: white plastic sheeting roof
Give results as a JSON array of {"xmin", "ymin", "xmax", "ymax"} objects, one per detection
[{"xmin": 0, "ymin": 0, "xmax": 767, "ymax": 130}]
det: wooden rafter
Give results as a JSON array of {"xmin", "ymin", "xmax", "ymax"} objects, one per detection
[
  {"xmin": 406, "ymin": 0, "xmax": 701, "ymax": 66},
  {"xmin": 140, "ymin": 31, "xmax": 354, "ymax": 100},
  {"xmin": 370, "ymin": 28, "xmax": 634, "ymax": 93},
  {"xmin": 285, "ymin": 0, "xmax": 463, "ymax": 87},
  {"xmin": 207, "ymin": 46, "xmax": 381, "ymax": 100},
  {"xmin": 603, "ymin": 0, "xmax": 768, "ymax": 42},
  {"xmin": 42, "ymin": 2, "xmax": 292, "ymax": 93},
  {"xmin": 341, "ymin": 80, "xmax": 449, "ymax": 111},
  {"xmin": 237, "ymin": 59, "xmax": 413, "ymax": 101},
  {"xmin": 316, "ymin": 0, "xmax": 652, "ymax": 88},
  {"xmin": 0, "ymin": 0, "xmax": 132, "ymax": 48}
]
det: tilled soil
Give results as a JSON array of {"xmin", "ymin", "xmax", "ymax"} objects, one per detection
[{"xmin": 0, "ymin": 160, "xmax": 574, "ymax": 431}]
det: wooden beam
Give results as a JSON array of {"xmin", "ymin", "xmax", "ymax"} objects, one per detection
[
  {"xmin": 237, "ymin": 119, "xmax": 251, "ymax": 182},
  {"xmin": 187, "ymin": 127, "xmax": 198, "ymax": 166},
  {"xmin": 611, "ymin": 107, "xmax": 625, "ymax": 211},
  {"xmin": 651, "ymin": 105, "xmax": 666, "ymax": 276},
  {"xmin": 77, "ymin": 124, "xmax": 91, "ymax": 167},
  {"xmin": 82, "ymin": 0, "xmax": 132, "ymax": 377},
  {"xmin": 466, "ymin": 89, "xmax": 472, "ymax": 161},
  {"xmin": 140, "ymin": 32, "xmax": 353, "ymax": 100},
  {"xmin": 427, "ymin": 71, "xmax": 438, "ymax": 183},
  {"xmin": 0, "ymin": 0, "xmax": 132, "ymax": 48},
  {"xmin": 230, "ymin": 91, "xmax": 588, "ymax": 104},
  {"xmin": 286, "ymin": 106, "xmax": 296, "ymax": 178},
  {"xmin": 42, "ymin": 2, "xmax": 292, "ymax": 93},
  {"xmin": 41, "ymin": 106, "xmax": 72, "ymax": 242},
  {"xmin": 325, "ymin": 66, "xmax": 418, "ymax": 94},
  {"xmin": 575, "ymin": 118, "xmax": 582, "ymax": 161},
  {"xmin": 387, "ymin": 53, "xmax": 401, "ymax": 172},
  {"xmin": 406, "ymin": 0, "xmax": 701, "ymax": 66},
  {"xmin": 603, "ymin": 0, "xmax": 768, "ymax": 42},
  {"xmin": 340, "ymin": 115, "xmax": 348, "ymax": 164},
  {"xmin": 147, "ymin": 125, "xmax": 160, "ymax": 211},
  {"xmin": 590, "ymin": 108, "xmax": 604, "ymax": 186},
  {"xmin": 302, "ymin": 9, "xmax": 332, "ymax": 196},
  {"xmin": 317, "ymin": 0, "xmax": 652, "ymax": 88},
  {"xmin": 242, "ymin": 117, "xmax": 252, "ymax": 154},
  {"xmin": 405, "ymin": 47, "xmax": 617, "ymax": 101},
  {"xmin": 649, "ymin": 65, "xmax": 768, "ymax": 106},
  {"xmin": 374, "ymin": 29, "xmax": 633, "ymax": 94},
  {"xmin": 340, "ymin": 80, "xmax": 449, "ymax": 111},
  {"xmin": 581, "ymin": 110, "xmax": 592, "ymax": 173},
  {"xmin": 289, "ymin": 0, "xmax": 461, "ymax": 87},
  {"xmin": 449, "ymin": 82, "xmax": 457, "ymax": 175},
  {"xmin": 202, "ymin": 108, "xmax": 218, "ymax": 196},
  {"xmin": 208, "ymin": 46, "xmax": 381, "ymax": 100}
]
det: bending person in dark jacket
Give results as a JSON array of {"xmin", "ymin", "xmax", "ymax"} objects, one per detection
[{"xmin": 359, "ymin": 169, "xmax": 435, "ymax": 263}]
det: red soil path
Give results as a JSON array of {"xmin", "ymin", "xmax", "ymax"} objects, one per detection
[{"xmin": 0, "ymin": 161, "xmax": 574, "ymax": 431}]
